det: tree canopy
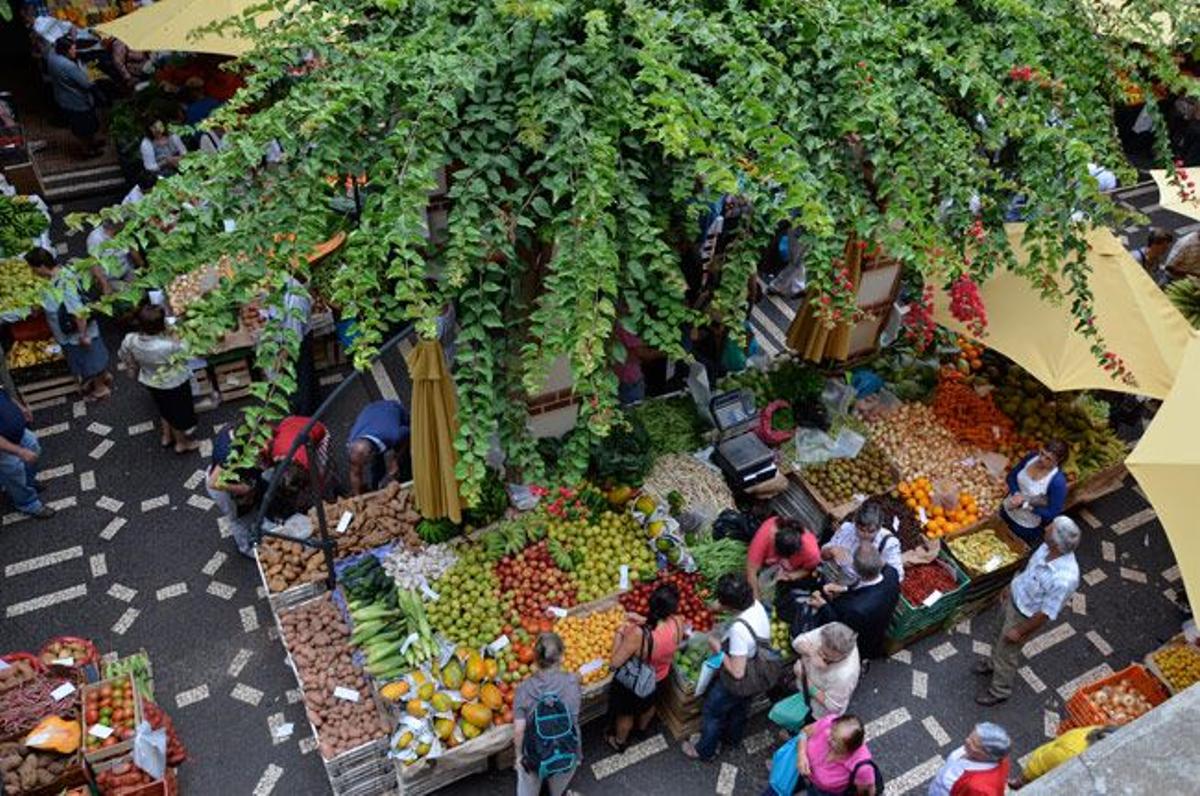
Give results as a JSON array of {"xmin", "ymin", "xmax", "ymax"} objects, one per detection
[{"xmin": 84, "ymin": 0, "xmax": 1199, "ymax": 500}]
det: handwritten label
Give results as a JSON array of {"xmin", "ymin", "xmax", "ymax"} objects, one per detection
[
  {"xmin": 147, "ymin": 290, "xmax": 165, "ymax": 306},
  {"xmin": 983, "ymin": 555, "xmax": 1003, "ymax": 573},
  {"xmin": 578, "ymin": 659, "xmax": 605, "ymax": 676},
  {"xmin": 619, "ymin": 565, "xmax": 630, "ymax": 591},
  {"xmin": 921, "ymin": 590, "xmax": 944, "ymax": 608},
  {"xmin": 335, "ymin": 511, "xmax": 354, "ymax": 535},
  {"xmin": 333, "ymin": 686, "xmax": 360, "ymax": 703},
  {"xmin": 223, "ymin": 218, "xmax": 237, "ymax": 233},
  {"xmin": 51, "ymin": 657, "xmax": 74, "ymax": 667},
  {"xmin": 51, "ymin": 683, "xmax": 76, "ymax": 701},
  {"xmin": 419, "ymin": 583, "xmax": 439, "ymax": 602},
  {"xmin": 892, "ymin": 515, "xmax": 901, "ymax": 532},
  {"xmin": 88, "ymin": 724, "xmax": 114, "ymax": 740},
  {"xmin": 546, "ymin": 606, "xmax": 568, "ymax": 619},
  {"xmin": 917, "ymin": 506, "xmax": 929, "ymax": 526},
  {"xmin": 487, "ymin": 634, "xmax": 510, "ymax": 654},
  {"xmin": 398, "ymin": 632, "xmax": 419, "ymax": 654}
]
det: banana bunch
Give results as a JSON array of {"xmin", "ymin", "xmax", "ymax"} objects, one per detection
[
  {"xmin": 1063, "ymin": 428, "xmax": 1128, "ymax": 482},
  {"xmin": 7, "ymin": 340, "xmax": 61, "ymax": 370},
  {"xmin": 0, "ymin": 258, "xmax": 46, "ymax": 315},
  {"xmin": 0, "ymin": 196, "xmax": 49, "ymax": 258},
  {"xmin": 1166, "ymin": 278, "xmax": 1200, "ymax": 328}
]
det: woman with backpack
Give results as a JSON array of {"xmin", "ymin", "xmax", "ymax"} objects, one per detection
[
  {"xmin": 605, "ymin": 582, "xmax": 686, "ymax": 752},
  {"xmin": 513, "ymin": 633, "xmax": 581, "ymax": 796},
  {"xmin": 763, "ymin": 714, "xmax": 880, "ymax": 796}
]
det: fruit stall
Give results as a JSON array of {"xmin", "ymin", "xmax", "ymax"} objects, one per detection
[{"xmin": 0, "ymin": 638, "xmax": 187, "ymax": 795}]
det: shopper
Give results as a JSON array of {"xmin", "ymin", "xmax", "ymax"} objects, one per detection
[
  {"xmin": 27, "ymin": 248, "xmax": 113, "ymax": 401},
  {"xmin": 682, "ymin": 573, "xmax": 771, "ymax": 761},
  {"xmin": 347, "ymin": 400, "xmax": 410, "ymax": 495},
  {"xmin": 117, "ymin": 305, "xmax": 198, "ymax": 454},
  {"xmin": 205, "ymin": 423, "xmax": 264, "ymax": 559},
  {"xmin": 605, "ymin": 582, "xmax": 685, "ymax": 751},
  {"xmin": 974, "ymin": 516, "xmax": 1081, "ymax": 706},
  {"xmin": 263, "ymin": 275, "xmax": 316, "ymax": 415},
  {"xmin": 1000, "ymin": 441, "xmax": 1069, "ymax": 548},
  {"xmin": 810, "ymin": 543, "xmax": 900, "ymax": 660},
  {"xmin": 0, "ymin": 387, "xmax": 54, "ymax": 519},
  {"xmin": 928, "ymin": 723, "xmax": 1011, "ymax": 796},
  {"xmin": 513, "ymin": 633, "xmax": 581, "ymax": 796},
  {"xmin": 1009, "ymin": 725, "xmax": 1115, "ymax": 789},
  {"xmin": 612, "ymin": 320, "xmax": 648, "ymax": 405},
  {"xmin": 745, "ymin": 515, "xmax": 821, "ymax": 610},
  {"xmin": 789, "ymin": 622, "xmax": 860, "ymax": 720},
  {"xmin": 86, "ymin": 219, "xmax": 142, "ymax": 295},
  {"xmin": 182, "ymin": 77, "xmax": 221, "ymax": 126},
  {"xmin": 46, "ymin": 37, "xmax": 103, "ymax": 157},
  {"xmin": 762, "ymin": 714, "xmax": 878, "ymax": 796},
  {"xmin": 1131, "ymin": 227, "xmax": 1176, "ymax": 286},
  {"xmin": 821, "ymin": 502, "xmax": 904, "ymax": 583},
  {"xmin": 139, "ymin": 120, "xmax": 187, "ymax": 176}
]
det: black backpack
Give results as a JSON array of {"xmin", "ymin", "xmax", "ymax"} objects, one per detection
[
  {"xmin": 843, "ymin": 760, "xmax": 885, "ymax": 795},
  {"xmin": 521, "ymin": 690, "xmax": 578, "ymax": 780},
  {"xmin": 712, "ymin": 509, "xmax": 753, "ymax": 543}
]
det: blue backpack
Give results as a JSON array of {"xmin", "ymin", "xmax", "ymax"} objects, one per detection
[{"xmin": 521, "ymin": 690, "xmax": 578, "ymax": 779}]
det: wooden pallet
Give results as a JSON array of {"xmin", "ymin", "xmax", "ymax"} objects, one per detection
[
  {"xmin": 214, "ymin": 357, "xmax": 253, "ymax": 401},
  {"xmin": 314, "ymin": 334, "xmax": 347, "ymax": 371},
  {"xmin": 17, "ymin": 372, "xmax": 78, "ymax": 409}
]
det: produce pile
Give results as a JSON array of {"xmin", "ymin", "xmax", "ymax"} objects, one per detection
[
  {"xmin": 802, "ymin": 443, "xmax": 897, "ymax": 506},
  {"xmin": 946, "ymin": 529, "xmax": 1020, "ymax": 574},
  {"xmin": 341, "ymin": 556, "xmax": 439, "ymax": 678},
  {"xmin": 381, "ymin": 543, "xmax": 457, "ymax": 590},
  {"xmin": 642, "ymin": 454, "xmax": 734, "ymax": 519},
  {"xmin": 930, "ymin": 373, "xmax": 1023, "ymax": 453},
  {"xmin": 0, "ymin": 676, "xmax": 78, "ymax": 739},
  {"xmin": 674, "ymin": 641, "xmax": 708, "ymax": 685},
  {"xmin": 860, "ymin": 494, "xmax": 924, "ymax": 551},
  {"xmin": 619, "ymin": 571, "xmax": 714, "ymax": 632},
  {"xmin": 897, "ymin": 478, "xmax": 983, "ymax": 538},
  {"xmin": 864, "ymin": 402, "xmax": 1005, "ymax": 515},
  {"xmin": 6, "ymin": 340, "xmax": 61, "ymax": 370},
  {"xmin": 423, "ymin": 546, "xmax": 509, "ymax": 650},
  {"xmin": 0, "ymin": 741, "xmax": 75, "ymax": 794},
  {"xmin": 101, "ymin": 654, "xmax": 154, "ymax": 702},
  {"xmin": 41, "ymin": 638, "xmax": 96, "ymax": 670},
  {"xmin": 628, "ymin": 397, "xmax": 707, "ymax": 458},
  {"xmin": 279, "ymin": 595, "xmax": 389, "ymax": 759},
  {"xmin": 92, "ymin": 761, "xmax": 164, "ymax": 795},
  {"xmin": 0, "ymin": 658, "xmax": 39, "ymax": 693},
  {"xmin": 1085, "ymin": 680, "xmax": 1156, "ymax": 724},
  {"xmin": 494, "ymin": 539, "xmax": 579, "ymax": 617},
  {"xmin": 1150, "ymin": 643, "xmax": 1200, "ymax": 693},
  {"xmin": 554, "ymin": 606, "xmax": 626, "ymax": 685},
  {"xmin": 82, "ymin": 677, "xmax": 139, "ymax": 754},
  {"xmin": 141, "ymin": 701, "xmax": 187, "ymax": 766},
  {"xmin": 720, "ymin": 358, "xmax": 825, "ymax": 413},
  {"xmin": 166, "ymin": 259, "xmax": 233, "ymax": 317},
  {"xmin": 900, "ymin": 561, "xmax": 959, "ymax": 606},
  {"xmin": 689, "ymin": 537, "xmax": 748, "ymax": 590},
  {"xmin": 547, "ymin": 509, "xmax": 657, "ymax": 602},
  {"xmin": 771, "ymin": 619, "xmax": 793, "ymax": 656},
  {"xmin": 0, "ymin": 196, "xmax": 49, "ymax": 258}
]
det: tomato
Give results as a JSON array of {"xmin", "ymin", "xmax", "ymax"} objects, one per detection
[{"xmin": 85, "ymin": 709, "xmax": 99, "ymax": 724}]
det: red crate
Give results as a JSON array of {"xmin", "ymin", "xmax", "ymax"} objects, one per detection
[{"xmin": 1064, "ymin": 664, "xmax": 1170, "ymax": 727}]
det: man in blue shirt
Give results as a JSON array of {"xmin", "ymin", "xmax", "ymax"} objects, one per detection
[
  {"xmin": 347, "ymin": 400, "xmax": 410, "ymax": 495},
  {"xmin": 0, "ymin": 388, "xmax": 54, "ymax": 518}
]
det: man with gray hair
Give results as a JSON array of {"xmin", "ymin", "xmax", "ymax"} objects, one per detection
[
  {"xmin": 975, "ymin": 516, "xmax": 1082, "ymax": 706},
  {"xmin": 822, "ymin": 501, "xmax": 905, "ymax": 583},
  {"xmin": 811, "ymin": 542, "xmax": 900, "ymax": 659},
  {"xmin": 928, "ymin": 722, "xmax": 1012, "ymax": 796}
]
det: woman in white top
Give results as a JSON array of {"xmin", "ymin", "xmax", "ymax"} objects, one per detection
[
  {"xmin": 791, "ymin": 622, "xmax": 861, "ymax": 719},
  {"xmin": 1001, "ymin": 440, "xmax": 1069, "ymax": 548},
  {"xmin": 139, "ymin": 120, "xmax": 187, "ymax": 175},
  {"xmin": 117, "ymin": 305, "xmax": 198, "ymax": 454}
]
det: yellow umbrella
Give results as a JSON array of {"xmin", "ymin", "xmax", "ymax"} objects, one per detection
[
  {"xmin": 933, "ymin": 224, "xmax": 1193, "ymax": 400},
  {"xmin": 1150, "ymin": 170, "xmax": 1200, "ymax": 223},
  {"xmin": 96, "ymin": 0, "xmax": 275, "ymax": 57},
  {"xmin": 1127, "ymin": 333, "xmax": 1200, "ymax": 604},
  {"xmin": 405, "ymin": 339, "xmax": 462, "ymax": 523}
]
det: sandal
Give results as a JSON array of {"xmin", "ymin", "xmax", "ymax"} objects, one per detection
[
  {"xmin": 605, "ymin": 734, "xmax": 628, "ymax": 754},
  {"xmin": 174, "ymin": 441, "xmax": 200, "ymax": 454}
]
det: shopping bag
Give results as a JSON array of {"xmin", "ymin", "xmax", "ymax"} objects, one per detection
[
  {"xmin": 768, "ymin": 734, "xmax": 801, "ymax": 796},
  {"xmin": 767, "ymin": 692, "xmax": 811, "ymax": 734},
  {"xmin": 695, "ymin": 652, "xmax": 724, "ymax": 696}
]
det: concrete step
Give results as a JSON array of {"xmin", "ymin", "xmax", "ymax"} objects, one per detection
[{"xmin": 41, "ymin": 163, "xmax": 127, "ymax": 202}]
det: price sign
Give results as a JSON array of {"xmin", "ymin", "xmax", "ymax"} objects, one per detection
[
  {"xmin": 917, "ymin": 506, "xmax": 928, "ymax": 526},
  {"xmin": 983, "ymin": 555, "xmax": 1003, "ymax": 573},
  {"xmin": 51, "ymin": 683, "xmax": 76, "ymax": 701},
  {"xmin": 333, "ymin": 686, "xmax": 360, "ymax": 703},
  {"xmin": 335, "ymin": 511, "xmax": 354, "ymax": 535},
  {"xmin": 921, "ymin": 590, "xmax": 944, "ymax": 608},
  {"xmin": 487, "ymin": 634, "xmax": 510, "ymax": 654},
  {"xmin": 546, "ymin": 606, "xmax": 568, "ymax": 619},
  {"xmin": 619, "ymin": 565, "xmax": 630, "ymax": 591},
  {"xmin": 88, "ymin": 724, "xmax": 114, "ymax": 740},
  {"xmin": 51, "ymin": 657, "xmax": 74, "ymax": 667},
  {"xmin": 579, "ymin": 659, "xmax": 605, "ymax": 676}
]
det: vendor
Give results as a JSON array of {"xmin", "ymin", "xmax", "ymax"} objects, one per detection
[
  {"xmin": 745, "ymin": 515, "xmax": 821, "ymax": 618},
  {"xmin": 139, "ymin": 120, "xmax": 187, "ymax": 176},
  {"xmin": 822, "ymin": 503, "xmax": 904, "ymax": 584},
  {"xmin": 347, "ymin": 400, "xmax": 410, "ymax": 495},
  {"xmin": 270, "ymin": 415, "xmax": 328, "ymax": 476},
  {"xmin": 86, "ymin": 219, "xmax": 143, "ymax": 295},
  {"xmin": 206, "ymin": 422, "xmax": 265, "ymax": 559},
  {"xmin": 1000, "ymin": 440, "xmax": 1068, "ymax": 548}
]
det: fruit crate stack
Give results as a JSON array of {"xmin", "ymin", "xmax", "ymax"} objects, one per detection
[
  {"xmin": 885, "ymin": 553, "xmax": 969, "ymax": 651},
  {"xmin": 944, "ymin": 518, "xmax": 1030, "ymax": 604},
  {"xmin": 1061, "ymin": 664, "xmax": 1170, "ymax": 732},
  {"xmin": 1144, "ymin": 635, "xmax": 1200, "ymax": 695}
]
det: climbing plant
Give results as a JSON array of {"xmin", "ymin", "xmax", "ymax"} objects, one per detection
[{"xmin": 78, "ymin": 0, "xmax": 1199, "ymax": 500}]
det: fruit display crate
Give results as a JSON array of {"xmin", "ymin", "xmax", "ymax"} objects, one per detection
[
  {"xmin": 79, "ymin": 673, "xmax": 143, "ymax": 765},
  {"xmin": 773, "ymin": 474, "xmax": 836, "ymax": 538},
  {"xmin": 1065, "ymin": 462, "xmax": 1128, "ymax": 510},
  {"xmin": 795, "ymin": 459, "xmax": 900, "ymax": 524},
  {"xmin": 1144, "ymin": 634, "xmax": 1200, "ymax": 696},
  {"xmin": 657, "ymin": 668, "xmax": 770, "ymax": 741},
  {"xmin": 16, "ymin": 370, "xmax": 78, "ymax": 410},
  {"xmin": 397, "ymin": 724, "xmax": 510, "ymax": 796},
  {"xmin": 12, "ymin": 749, "xmax": 86, "ymax": 796},
  {"xmin": 86, "ymin": 757, "xmax": 177, "ymax": 796},
  {"xmin": 944, "ymin": 518, "xmax": 1031, "ymax": 603},
  {"xmin": 1063, "ymin": 664, "xmax": 1170, "ymax": 729},
  {"xmin": 255, "ymin": 544, "xmax": 328, "ymax": 613},
  {"xmin": 887, "ymin": 553, "xmax": 970, "ymax": 643}
]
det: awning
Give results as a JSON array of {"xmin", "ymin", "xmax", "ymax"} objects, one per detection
[
  {"xmin": 934, "ymin": 224, "xmax": 1193, "ymax": 399},
  {"xmin": 1127, "ymin": 333, "xmax": 1200, "ymax": 604},
  {"xmin": 95, "ymin": 0, "xmax": 274, "ymax": 57}
]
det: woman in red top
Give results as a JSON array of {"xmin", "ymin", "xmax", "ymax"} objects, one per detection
[
  {"xmin": 605, "ymin": 583, "xmax": 685, "ymax": 752},
  {"xmin": 745, "ymin": 516, "xmax": 821, "ymax": 620}
]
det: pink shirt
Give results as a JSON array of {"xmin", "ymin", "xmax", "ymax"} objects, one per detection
[
  {"xmin": 806, "ymin": 715, "xmax": 875, "ymax": 792},
  {"xmin": 747, "ymin": 518, "xmax": 820, "ymax": 573}
]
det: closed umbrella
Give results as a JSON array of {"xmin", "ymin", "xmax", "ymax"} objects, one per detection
[
  {"xmin": 96, "ymin": 0, "xmax": 274, "ymax": 57},
  {"xmin": 1127, "ymin": 334, "xmax": 1200, "ymax": 603},
  {"xmin": 405, "ymin": 339, "xmax": 462, "ymax": 523},
  {"xmin": 934, "ymin": 224, "xmax": 1193, "ymax": 400}
]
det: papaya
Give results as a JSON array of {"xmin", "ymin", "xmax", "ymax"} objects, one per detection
[
  {"xmin": 460, "ymin": 720, "xmax": 482, "ymax": 740},
  {"xmin": 480, "ymin": 683, "xmax": 503, "ymax": 711},
  {"xmin": 460, "ymin": 680, "xmax": 480, "ymax": 700},
  {"xmin": 430, "ymin": 692, "xmax": 453, "ymax": 713},
  {"xmin": 461, "ymin": 701, "xmax": 493, "ymax": 729},
  {"xmin": 418, "ymin": 682, "xmax": 435, "ymax": 701},
  {"xmin": 379, "ymin": 681, "xmax": 409, "ymax": 701},
  {"xmin": 406, "ymin": 699, "xmax": 428, "ymax": 718},
  {"xmin": 465, "ymin": 651, "xmax": 486, "ymax": 682},
  {"xmin": 484, "ymin": 659, "xmax": 499, "ymax": 680},
  {"xmin": 442, "ymin": 659, "xmax": 464, "ymax": 690},
  {"xmin": 434, "ymin": 718, "xmax": 455, "ymax": 740},
  {"xmin": 395, "ymin": 731, "xmax": 414, "ymax": 749}
]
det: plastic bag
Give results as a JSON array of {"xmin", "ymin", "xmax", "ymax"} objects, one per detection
[
  {"xmin": 132, "ymin": 720, "xmax": 167, "ymax": 781},
  {"xmin": 695, "ymin": 652, "xmax": 724, "ymax": 696},
  {"xmin": 25, "ymin": 716, "xmax": 80, "ymax": 753},
  {"xmin": 768, "ymin": 692, "xmax": 811, "ymax": 734},
  {"xmin": 687, "ymin": 360, "xmax": 714, "ymax": 426},
  {"xmin": 768, "ymin": 261, "xmax": 807, "ymax": 298},
  {"xmin": 507, "ymin": 483, "xmax": 541, "ymax": 512},
  {"xmin": 820, "ymin": 378, "xmax": 857, "ymax": 417},
  {"xmin": 878, "ymin": 302, "xmax": 903, "ymax": 347},
  {"xmin": 768, "ymin": 734, "xmax": 802, "ymax": 796}
]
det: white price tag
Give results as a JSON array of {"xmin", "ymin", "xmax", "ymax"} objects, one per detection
[
  {"xmin": 619, "ymin": 564, "xmax": 630, "ymax": 591},
  {"xmin": 851, "ymin": 493, "xmax": 867, "ymax": 505},
  {"xmin": 51, "ymin": 683, "xmax": 76, "ymax": 701},
  {"xmin": 51, "ymin": 657, "xmax": 74, "ymax": 667},
  {"xmin": 223, "ymin": 218, "xmax": 237, "ymax": 233},
  {"xmin": 419, "ymin": 582, "xmax": 440, "ymax": 602},
  {"xmin": 991, "ymin": 425, "xmax": 1001, "ymax": 440},
  {"xmin": 487, "ymin": 634, "xmax": 510, "ymax": 654},
  {"xmin": 578, "ymin": 659, "xmax": 605, "ymax": 676},
  {"xmin": 921, "ymin": 590, "xmax": 944, "ymax": 608},
  {"xmin": 892, "ymin": 515, "xmax": 901, "ymax": 532},
  {"xmin": 917, "ymin": 506, "xmax": 928, "ymax": 526},
  {"xmin": 0, "ymin": 659, "xmax": 9, "ymax": 671},
  {"xmin": 983, "ymin": 555, "xmax": 1003, "ymax": 573},
  {"xmin": 398, "ymin": 632, "xmax": 419, "ymax": 654},
  {"xmin": 546, "ymin": 606, "xmax": 568, "ymax": 619},
  {"xmin": 88, "ymin": 724, "xmax": 114, "ymax": 740},
  {"xmin": 333, "ymin": 686, "xmax": 360, "ymax": 703},
  {"xmin": 46, "ymin": 344, "xmax": 62, "ymax": 355},
  {"xmin": 335, "ymin": 511, "xmax": 354, "ymax": 535},
  {"xmin": 148, "ymin": 289, "xmax": 165, "ymax": 306}
]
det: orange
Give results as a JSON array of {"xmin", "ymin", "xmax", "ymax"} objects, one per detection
[{"xmin": 905, "ymin": 498, "xmax": 918, "ymax": 510}]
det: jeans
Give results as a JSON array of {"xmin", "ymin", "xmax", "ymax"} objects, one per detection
[
  {"xmin": 0, "ymin": 430, "xmax": 43, "ymax": 513},
  {"xmin": 696, "ymin": 678, "xmax": 750, "ymax": 760},
  {"xmin": 516, "ymin": 762, "xmax": 577, "ymax": 796}
]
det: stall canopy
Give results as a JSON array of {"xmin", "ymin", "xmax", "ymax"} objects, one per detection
[
  {"xmin": 405, "ymin": 339, "xmax": 462, "ymax": 523},
  {"xmin": 934, "ymin": 224, "xmax": 1193, "ymax": 400},
  {"xmin": 1127, "ymin": 334, "xmax": 1200, "ymax": 604},
  {"xmin": 1150, "ymin": 170, "xmax": 1200, "ymax": 223},
  {"xmin": 95, "ymin": 0, "xmax": 272, "ymax": 57}
]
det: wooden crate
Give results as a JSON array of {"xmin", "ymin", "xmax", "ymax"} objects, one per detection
[
  {"xmin": 657, "ymin": 671, "xmax": 770, "ymax": 740},
  {"xmin": 214, "ymin": 357, "xmax": 253, "ymax": 401},
  {"xmin": 17, "ymin": 372, "xmax": 78, "ymax": 409},
  {"xmin": 1144, "ymin": 634, "xmax": 1200, "ymax": 696},
  {"xmin": 1066, "ymin": 462, "xmax": 1128, "ymax": 509}
]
